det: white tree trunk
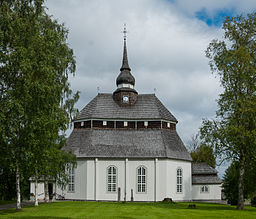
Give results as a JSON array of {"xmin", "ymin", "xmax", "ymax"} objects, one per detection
[
  {"xmin": 34, "ymin": 173, "xmax": 39, "ymax": 206},
  {"xmin": 16, "ymin": 166, "xmax": 21, "ymax": 210},
  {"xmin": 44, "ymin": 177, "xmax": 49, "ymax": 203}
]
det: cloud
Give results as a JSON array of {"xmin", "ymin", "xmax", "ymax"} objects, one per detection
[
  {"xmin": 45, "ymin": 0, "xmax": 223, "ymax": 143},
  {"xmin": 45, "ymin": 0, "xmax": 255, "ymax": 176}
]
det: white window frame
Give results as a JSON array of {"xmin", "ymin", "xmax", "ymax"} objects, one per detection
[
  {"xmin": 103, "ymin": 121, "xmax": 107, "ymax": 126},
  {"xmin": 68, "ymin": 166, "xmax": 75, "ymax": 192},
  {"xmin": 137, "ymin": 166, "xmax": 147, "ymax": 193},
  {"xmin": 176, "ymin": 168, "xmax": 182, "ymax": 193},
  {"xmin": 200, "ymin": 185, "xmax": 209, "ymax": 193},
  {"xmin": 124, "ymin": 121, "xmax": 128, "ymax": 127},
  {"xmin": 107, "ymin": 166, "xmax": 117, "ymax": 193}
]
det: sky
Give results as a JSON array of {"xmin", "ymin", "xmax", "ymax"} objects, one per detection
[{"xmin": 45, "ymin": 0, "xmax": 256, "ymax": 177}]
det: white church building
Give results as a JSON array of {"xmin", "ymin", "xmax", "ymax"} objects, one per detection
[{"xmin": 31, "ymin": 34, "xmax": 222, "ymax": 202}]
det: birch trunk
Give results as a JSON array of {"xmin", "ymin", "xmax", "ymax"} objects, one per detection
[
  {"xmin": 44, "ymin": 177, "xmax": 49, "ymax": 203},
  {"xmin": 34, "ymin": 172, "xmax": 39, "ymax": 206},
  {"xmin": 16, "ymin": 166, "xmax": 21, "ymax": 210},
  {"xmin": 237, "ymin": 156, "xmax": 245, "ymax": 210}
]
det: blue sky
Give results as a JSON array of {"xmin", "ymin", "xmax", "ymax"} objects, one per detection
[{"xmin": 195, "ymin": 8, "xmax": 237, "ymax": 26}]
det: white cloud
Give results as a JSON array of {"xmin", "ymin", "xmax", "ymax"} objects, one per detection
[
  {"xmin": 46, "ymin": 0, "xmax": 223, "ymax": 142},
  {"xmin": 46, "ymin": 0, "xmax": 255, "ymax": 177}
]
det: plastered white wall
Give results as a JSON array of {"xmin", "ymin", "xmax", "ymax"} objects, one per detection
[
  {"xmin": 30, "ymin": 182, "xmax": 45, "ymax": 200},
  {"xmin": 56, "ymin": 160, "xmax": 87, "ymax": 200},
  {"xmin": 166, "ymin": 159, "xmax": 192, "ymax": 201},
  {"xmin": 192, "ymin": 184, "xmax": 222, "ymax": 200}
]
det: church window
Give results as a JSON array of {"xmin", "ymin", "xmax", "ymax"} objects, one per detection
[
  {"xmin": 68, "ymin": 166, "xmax": 75, "ymax": 192},
  {"xmin": 176, "ymin": 168, "xmax": 182, "ymax": 193},
  {"xmin": 103, "ymin": 121, "xmax": 107, "ymax": 126},
  {"xmin": 124, "ymin": 121, "xmax": 128, "ymax": 127},
  {"xmin": 107, "ymin": 166, "xmax": 117, "ymax": 192},
  {"xmin": 137, "ymin": 166, "xmax": 146, "ymax": 193},
  {"xmin": 201, "ymin": 185, "xmax": 209, "ymax": 193},
  {"xmin": 144, "ymin": 121, "xmax": 148, "ymax": 127}
]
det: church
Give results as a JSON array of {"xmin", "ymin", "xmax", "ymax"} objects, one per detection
[{"xmin": 31, "ymin": 32, "xmax": 222, "ymax": 202}]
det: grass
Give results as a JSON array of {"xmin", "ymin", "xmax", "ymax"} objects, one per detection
[{"xmin": 0, "ymin": 201, "xmax": 256, "ymax": 218}]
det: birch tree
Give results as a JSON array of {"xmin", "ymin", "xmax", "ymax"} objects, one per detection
[
  {"xmin": 0, "ymin": 0, "xmax": 78, "ymax": 208},
  {"xmin": 201, "ymin": 13, "xmax": 256, "ymax": 210}
]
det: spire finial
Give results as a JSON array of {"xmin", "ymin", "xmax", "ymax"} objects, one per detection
[
  {"xmin": 122, "ymin": 23, "xmax": 127, "ymax": 40},
  {"xmin": 120, "ymin": 23, "xmax": 131, "ymax": 71}
]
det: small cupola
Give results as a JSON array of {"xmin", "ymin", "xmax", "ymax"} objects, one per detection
[{"xmin": 113, "ymin": 25, "xmax": 138, "ymax": 106}]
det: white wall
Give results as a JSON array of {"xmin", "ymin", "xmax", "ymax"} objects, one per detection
[
  {"xmin": 56, "ymin": 160, "xmax": 87, "ymax": 200},
  {"xmin": 166, "ymin": 159, "xmax": 192, "ymax": 201},
  {"xmin": 192, "ymin": 184, "xmax": 222, "ymax": 200},
  {"xmin": 57, "ymin": 158, "xmax": 192, "ymax": 202},
  {"xmin": 30, "ymin": 182, "xmax": 45, "ymax": 200}
]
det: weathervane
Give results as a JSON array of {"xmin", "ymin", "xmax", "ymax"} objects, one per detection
[{"xmin": 122, "ymin": 23, "xmax": 128, "ymax": 40}]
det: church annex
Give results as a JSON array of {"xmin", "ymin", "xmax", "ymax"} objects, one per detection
[{"xmin": 31, "ymin": 32, "xmax": 222, "ymax": 202}]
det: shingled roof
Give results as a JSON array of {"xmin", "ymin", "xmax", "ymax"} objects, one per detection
[
  {"xmin": 192, "ymin": 163, "xmax": 222, "ymax": 185},
  {"xmin": 192, "ymin": 175, "xmax": 222, "ymax": 185},
  {"xmin": 66, "ymin": 129, "xmax": 192, "ymax": 161},
  {"xmin": 192, "ymin": 163, "xmax": 217, "ymax": 175},
  {"xmin": 76, "ymin": 93, "xmax": 177, "ymax": 122}
]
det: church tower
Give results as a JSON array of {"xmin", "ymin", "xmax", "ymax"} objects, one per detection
[{"xmin": 113, "ymin": 25, "xmax": 138, "ymax": 106}]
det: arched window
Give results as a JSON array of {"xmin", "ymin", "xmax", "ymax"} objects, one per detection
[
  {"xmin": 68, "ymin": 166, "xmax": 75, "ymax": 192},
  {"xmin": 137, "ymin": 166, "xmax": 146, "ymax": 193},
  {"xmin": 107, "ymin": 166, "xmax": 117, "ymax": 192},
  {"xmin": 177, "ymin": 168, "xmax": 182, "ymax": 193},
  {"xmin": 201, "ymin": 185, "xmax": 209, "ymax": 193}
]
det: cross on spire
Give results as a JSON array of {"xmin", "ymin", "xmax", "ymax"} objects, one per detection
[{"xmin": 122, "ymin": 23, "xmax": 127, "ymax": 40}]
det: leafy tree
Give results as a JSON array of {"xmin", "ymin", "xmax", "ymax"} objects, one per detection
[
  {"xmin": 0, "ymin": 0, "xmax": 79, "ymax": 208},
  {"xmin": 201, "ymin": 13, "xmax": 256, "ymax": 210},
  {"xmin": 187, "ymin": 134, "xmax": 216, "ymax": 168},
  {"xmin": 190, "ymin": 144, "xmax": 216, "ymax": 168},
  {"xmin": 223, "ymin": 162, "xmax": 240, "ymax": 205},
  {"xmin": 223, "ymin": 161, "xmax": 256, "ymax": 205}
]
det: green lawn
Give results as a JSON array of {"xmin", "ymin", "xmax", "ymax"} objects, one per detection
[{"xmin": 0, "ymin": 201, "xmax": 256, "ymax": 218}]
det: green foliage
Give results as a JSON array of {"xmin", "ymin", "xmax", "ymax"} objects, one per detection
[
  {"xmin": 251, "ymin": 196, "xmax": 256, "ymax": 207},
  {"xmin": 223, "ymin": 161, "xmax": 256, "ymax": 206},
  {"xmin": 0, "ymin": 0, "xmax": 79, "ymax": 204},
  {"xmin": 188, "ymin": 134, "xmax": 216, "ymax": 168},
  {"xmin": 200, "ymin": 12, "xmax": 256, "ymax": 209},
  {"xmin": 190, "ymin": 144, "xmax": 216, "ymax": 168},
  {"xmin": 223, "ymin": 162, "xmax": 239, "ymax": 205}
]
